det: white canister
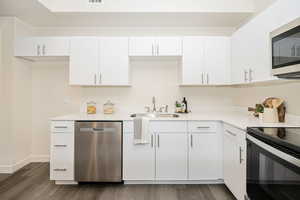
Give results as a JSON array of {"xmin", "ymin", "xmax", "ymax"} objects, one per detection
[{"xmin": 263, "ymin": 108, "xmax": 279, "ymax": 123}]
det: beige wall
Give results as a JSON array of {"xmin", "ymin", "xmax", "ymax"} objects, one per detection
[
  {"xmin": 31, "ymin": 59, "xmax": 235, "ymax": 156},
  {"xmin": 233, "ymin": 81, "xmax": 300, "ymax": 116},
  {"xmin": 0, "ymin": 17, "xmax": 32, "ymax": 171}
]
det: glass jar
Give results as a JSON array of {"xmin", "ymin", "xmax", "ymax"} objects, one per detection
[
  {"xmin": 87, "ymin": 101, "xmax": 97, "ymax": 114},
  {"xmin": 103, "ymin": 100, "xmax": 115, "ymax": 114}
]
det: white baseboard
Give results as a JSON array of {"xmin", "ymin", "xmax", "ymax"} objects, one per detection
[
  {"xmin": 0, "ymin": 165, "xmax": 13, "ymax": 174},
  {"xmin": 124, "ymin": 180, "xmax": 224, "ymax": 185},
  {"xmin": 30, "ymin": 155, "xmax": 50, "ymax": 163},
  {"xmin": 55, "ymin": 180, "xmax": 78, "ymax": 185},
  {"xmin": 0, "ymin": 154, "xmax": 49, "ymax": 174}
]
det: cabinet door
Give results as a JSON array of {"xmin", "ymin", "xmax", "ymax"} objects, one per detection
[
  {"xmin": 204, "ymin": 37, "xmax": 231, "ymax": 84},
  {"xmin": 156, "ymin": 133, "xmax": 188, "ymax": 180},
  {"xmin": 123, "ymin": 133, "xmax": 155, "ymax": 180},
  {"xmin": 223, "ymin": 132, "xmax": 239, "ymax": 196},
  {"xmin": 189, "ymin": 133, "xmax": 222, "ymax": 180},
  {"xmin": 99, "ymin": 37, "xmax": 129, "ymax": 85},
  {"xmin": 38, "ymin": 37, "xmax": 70, "ymax": 56},
  {"xmin": 15, "ymin": 37, "xmax": 38, "ymax": 57},
  {"xmin": 156, "ymin": 37, "xmax": 182, "ymax": 56},
  {"xmin": 129, "ymin": 37, "xmax": 155, "ymax": 56},
  {"xmin": 182, "ymin": 37, "xmax": 205, "ymax": 84},
  {"xmin": 69, "ymin": 37, "xmax": 98, "ymax": 86}
]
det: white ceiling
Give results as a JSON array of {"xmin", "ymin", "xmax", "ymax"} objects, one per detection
[{"xmin": 0, "ymin": 0, "xmax": 275, "ymax": 27}]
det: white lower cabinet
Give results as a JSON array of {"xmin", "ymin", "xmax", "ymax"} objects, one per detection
[
  {"xmin": 189, "ymin": 133, "xmax": 222, "ymax": 180},
  {"xmin": 155, "ymin": 133, "xmax": 188, "ymax": 180},
  {"xmin": 50, "ymin": 121, "xmax": 75, "ymax": 181},
  {"xmin": 123, "ymin": 133, "xmax": 155, "ymax": 180},
  {"xmin": 223, "ymin": 124, "xmax": 246, "ymax": 200}
]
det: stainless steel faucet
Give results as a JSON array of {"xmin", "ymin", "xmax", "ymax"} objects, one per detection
[{"xmin": 152, "ymin": 96, "xmax": 157, "ymax": 112}]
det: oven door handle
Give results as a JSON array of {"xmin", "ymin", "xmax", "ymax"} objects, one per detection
[{"xmin": 247, "ymin": 134, "xmax": 300, "ymax": 167}]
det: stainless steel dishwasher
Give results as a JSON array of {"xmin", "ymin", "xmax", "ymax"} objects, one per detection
[{"xmin": 75, "ymin": 121, "xmax": 122, "ymax": 182}]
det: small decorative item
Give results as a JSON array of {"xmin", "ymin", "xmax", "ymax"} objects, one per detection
[
  {"xmin": 87, "ymin": 101, "xmax": 97, "ymax": 114},
  {"xmin": 175, "ymin": 101, "xmax": 184, "ymax": 113},
  {"xmin": 103, "ymin": 100, "xmax": 115, "ymax": 114}
]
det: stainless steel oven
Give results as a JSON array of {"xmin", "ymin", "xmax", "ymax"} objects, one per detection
[{"xmin": 246, "ymin": 127, "xmax": 300, "ymax": 200}]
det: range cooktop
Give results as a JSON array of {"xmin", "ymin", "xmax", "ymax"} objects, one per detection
[{"xmin": 247, "ymin": 127, "xmax": 300, "ymax": 159}]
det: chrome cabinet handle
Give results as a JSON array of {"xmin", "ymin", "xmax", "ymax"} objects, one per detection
[
  {"xmin": 157, "ymin": 134, "xmax": 160, "ymax": 148},
  {"xmin": 94, "ymin": 74, "xmax": 97, "ymax": 85},
  {"xmin": 37, "ymin": 45, "xmax": 41, "ymax": 56},
  {"xmin": 99, "ymin": 73, "xmax": 102, "ymax": 84},
  {"xmin": 54, "ymin": 126, "xmax": 68, "ymax": 129},
  {"xmin": 54, "ymin": 168, "xmax": 67, "ymax": 172},
  {"xmin": 207, "ymin": 73, "xmax": 209, "ymax": 84},
  {"xmin": 197, "ymin": 126, "xmax": 210, "ymax": 129},
  {"xmin": 54, "ymin": 145, "xmax": 67, "ymax": 147},
  {"xmin": 42, "ymin": 44, "xmax": 46, "ymax": 56},
  {"xmin": 157, "ymin": 45, "xmax": 159, "ymax": 56},
  {"xmin": 151, "ymin": 135, "xmax": 154, "ymax": 147},
  {"xmin": 152, "ymin": 44, "xmax": 154, "ymax": 56},
  {"xmin": 244, "ymin": 70, "xmax": 248, "ymax": 82},
  {"xmin": 249, "ymin": 69, "xmax": 253, "ymax": 82},
  {"xmin": 201, "ymin": 73, "xmax": 204, "ymax": 84},
  {"xmin": 226, "ymin": 130, "xmax": 237, "ymax": 137},
  {"xmin": 239, "ymin": 146, "xmax": 244, "ymax": 164},
  {"xmin": 190, "ymin": 134, "xmax": 193, "ymax": 148}
]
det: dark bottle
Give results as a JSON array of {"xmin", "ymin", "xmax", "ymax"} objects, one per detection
[{"xmin": 182, "ymin": 97, "xmax": 188, "ymax": 113}]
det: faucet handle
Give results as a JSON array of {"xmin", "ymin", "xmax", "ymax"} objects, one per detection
[
  {"xmin": 159, "ymin": 105, "xmax": 169, "ymax": 113},
  {"xmin": 145, "ymin": 106, "xmax": 151, "ymax": 113}
]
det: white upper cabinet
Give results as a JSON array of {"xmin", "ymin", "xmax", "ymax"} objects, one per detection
[
  {"xmin": 129, "ymin": 37, "xmax": 182, "ymax": 56},
  {"xmin": 69, "ymin": 37, "xmax": 130, "ymax": 86},
  {"xmin": 181, "ymin": 37, "xmax": 205, "ymax": 85},
  {"xmin": 15, "ymin": 37, "xmax": 70, "ymax": 58},
  {"xmin": 99, "ymin": 37, "xmax": 129, "ymax": 85},
  {"xmin": 69, "ymin": 37, "xmax": 99, "ymax": 86},
  {"xmin": 129, "ymin": 37, "xmax": 156, "ymax": 56},
  {"xmin": 181, "ymin": 36, "xmax": 230, "ymax": 85},
  {"xmin": 204, "ymin": 37, "xmax": 231, "ymax": 84},
  {"xmin": 156, "ymin": 37, "xmax": 182, "ymax": 56}
]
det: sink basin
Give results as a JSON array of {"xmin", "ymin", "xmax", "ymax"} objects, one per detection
[{"xmin": 130, "ymin": 113, "xmax": 180, "ymax": 118}]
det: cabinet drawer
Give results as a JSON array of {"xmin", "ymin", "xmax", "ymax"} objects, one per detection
[
  {"xmin": 224, "ymin": 124, "xmax": 246, "ymax": 143},
  {"xmin": 50, "ymin": 133, "xmax": 74, "ymax": 180},
  {"xmin": 151, "ymin": 121, "xmax": 187, "ymax": 133},
  {"xmin": 188, "ymin": 121, "xmax": 217, "ymax": 133},
  {"xmin": 51, "ymin": 121, "xmax": 74, "ymax": 133}
]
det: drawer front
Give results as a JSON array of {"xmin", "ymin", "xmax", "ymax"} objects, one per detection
[
  {"xmin": 224, "ymin": 124, "xmax": 246, "ymax": 143},
  {"xmin": 51, "ymin": 121, "xmax": 74, "ymax": 133},
  {"xmin": 188, "ymin": 121, "xmax": 217, "ymax": 133},
  {"xmin": 151, "ymin": 121, "xmax": 187, "ymax": 133},
  {"xmin": 50, "ymin": 133, "xmax": 74, "ymax": 180}
]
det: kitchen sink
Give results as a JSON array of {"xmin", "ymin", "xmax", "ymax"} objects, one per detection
[{"xmin": 130, "ymin": 113, "xmax": 180, "ymax": 118}]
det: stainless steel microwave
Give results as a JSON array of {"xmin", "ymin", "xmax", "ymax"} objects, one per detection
[{"xmin": 272, "ymin": 21, "xmax": 300, "ymax": 79}]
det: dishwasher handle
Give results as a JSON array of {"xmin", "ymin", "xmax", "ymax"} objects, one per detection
[{"xmin": 79, "ymin": 127, "xmax": 115, "ymax": 133}]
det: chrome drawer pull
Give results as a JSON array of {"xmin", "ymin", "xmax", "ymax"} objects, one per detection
[
  {"xmin": 239, "ymin": 146, "xmax": 244, "ymax": 164},
  {"xmin": 54, "ymin": 168, "xmax": 67, "ymax": 172},
  {"xmin": 197, "ymin": 126, "xmax": 210, "ymax": 129},
  {"xmin": 226, "ymin": 130, "xmax": 237, "ymax": 137},
  {"xmin": 54, "ymin": 126, "xmax": 68, "ymax": 129},
  {"xmin": 54, "ymin": 145, "xmax": 67, "ymax": 147}
]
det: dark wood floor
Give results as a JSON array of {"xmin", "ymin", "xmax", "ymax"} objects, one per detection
[{"xmin": 0, "ymin": 163, "xmax": 235, "ymax": 200}]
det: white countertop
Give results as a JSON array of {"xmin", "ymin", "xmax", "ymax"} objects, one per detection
[{"xmin": 51, "ymin": 110, "xmax": 300, "ymax": 131}]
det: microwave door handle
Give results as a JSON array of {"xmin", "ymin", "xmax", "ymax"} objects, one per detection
[{"xmin": 247, "ymin": 134, "xmax": 300, "ymax": 168}]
